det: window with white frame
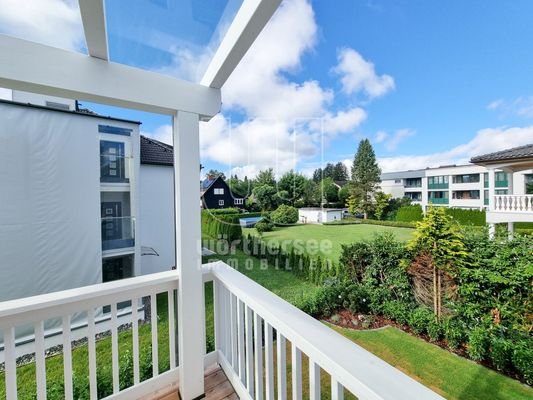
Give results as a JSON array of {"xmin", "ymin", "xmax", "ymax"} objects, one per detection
[
  {"xmin": 234, "ymin": 198, "xmax": 244, "ymax": 205},
  {"xmin": 214, "ymin": 188, "xmax": 224, "ymax": 195},
  {"xmin": 218, "ymin": 199, "xmax": 224, "ymax": 206}
]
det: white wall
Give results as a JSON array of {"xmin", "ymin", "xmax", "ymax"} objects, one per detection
[
  {"xmin": 12, "ymin": 90, "xmax": 76, "ymax": 110},
  {"xmin": 324, "ymin": 210, "xmax": 342, "ymax": 222},
  {"xmin": 0, "ymin": 102, "xmax": 102, "ymax": 302},
  {"xmin": 139, "ymin": 164, "xmax": 176, "ymax": 274}
]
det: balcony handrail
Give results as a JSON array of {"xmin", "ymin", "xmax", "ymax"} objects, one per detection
[
  {"xmin": 0, "ymin": 270, "xmax": 178, "ymax": 329},
  {"xmin": 205, "ymin": 261, "xmax": 443, "ymax": 400},
  {"xmin": 492, "ymin": 194, "xmax": 533, "ymax": 213}
]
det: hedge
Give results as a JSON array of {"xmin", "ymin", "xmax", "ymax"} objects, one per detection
[
  {"xmin": 396, "ymin": 205, "xmax": 424, "ymax": 222},
  {"xmin": 445, "ymin": 208, "xmax": 486, "ymax": 226},
  {"xmin": 360, "ymin": 219, "xmax": 416, "ymax": 228}
]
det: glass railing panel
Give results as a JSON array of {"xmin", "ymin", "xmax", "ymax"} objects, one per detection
[
  {"xmin": 101, "ymin": 216, "xmax": 135, "ymax": 250},
  {"xmin": 100, "ymin": 155, "xmax": 133, "ymax": 183}
]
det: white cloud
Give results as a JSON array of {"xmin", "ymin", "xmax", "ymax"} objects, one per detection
[
  {"xmin": 375, "ymin": 128, "xmax": 415, "ymax": 152},
  {"xmin": 333, "ymin": 48, "xmax": 395, "ymax": 98},
  {"xmin": 142, "ymin": 0, "xmax": 393, "ymax": 177},
  {"xmin": 0, "ymin": 0, "xmax": 84, "ymax": 51},
  {"xmin": 379, "ymin": 126, "xmax": 533, "ymax": 172},
  {"xmin": 142, "ymin": 124, "xmax": 173, "ymax": 145},
  {"xmin": 487, "ymin": 96, "xmax": 533, "ymax": 119}
]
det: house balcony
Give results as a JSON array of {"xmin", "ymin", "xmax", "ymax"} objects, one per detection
[
  {"xmin": 487, "ymin": 194, "xmax": 533, "ymax": 223},
  {"xmin": 101, "ymin": 216, "xmax": 136, "ymax": 251},
  {"xmin": 0, "ymin": 261, "xmax": 443, "ymax": 400}
]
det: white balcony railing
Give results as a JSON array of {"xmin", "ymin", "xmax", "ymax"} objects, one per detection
[
  {"xmin": 1, "ymin": 263, "xmax": 443, "ymax": 400},
  {"xmin": 493, "ymin": 194, "xmax": 533, "ymax": 213},
  {"xmin": 0, "ymin": 271, "xmax": 180, "ymax": 400},
  {"xmin": 205, "ymin": 261, "xmax": 443, "ymax": 400}
]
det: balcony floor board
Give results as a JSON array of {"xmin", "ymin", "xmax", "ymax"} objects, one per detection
[{"xmin": 150, "ymin": 365, "xmax": 238, "ymax": 400}]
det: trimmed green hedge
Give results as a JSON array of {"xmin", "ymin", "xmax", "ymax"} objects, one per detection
[
  {"xmin": 396, "ymin": 205, "xmax": 424, "ymax": 222},
  {"xmin": 360, "ymin": 219, "xmax": 416, "ymax": 228},
  {"xmin": 445, "ymin": 208, "xmax": 486, "ymax": 226}
]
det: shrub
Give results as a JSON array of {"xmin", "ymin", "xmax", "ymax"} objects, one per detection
[
  {"xmin": 119, "ymin": 350, "xmax": 134, "ymax": 390},
  {"xmin": 427, "ymin": 319, "xmax": 442, "ymax": 342},
  {"xmin": 467, "ymin": 326, "xmax": 489, "ymax": 361},
  {"xmin": 359, "ymin": 219, "xmax": 416, "ymax": 228},
  {"xmin": 255, "ymin": 219, "xmax": 274, "ymax": 233},
  {"xmin": 343, "ymin": 284, "xmax": 370, "ymax": 314},
  {"xmin": 73, "ymin": 374, "xmax": 90, "ymax": 400},
  {"xmin": 443, "ymin": 318, "xmax": 465, "ymax": 350},
  {"xmin": 97, "ymin": 366, "xmax": 113, "ymax": 398},
  {"xmin": 396, "ymin": 204, "xmax": 423, "ymax": 222},
  {"xmin": 409, "ymin": 307, "xmax": 433, "ymax": 335},
  {"xmin": 300, "ymin": 284, "xmax": 344, "ymax": 317},
  {"xmin": 512, "ymin": 339, "xmax": 533, "ymax": 385},
  {"xmin": 382, "ymin": 301, "xmax": 411, "ymax": 325},
  {"xmin": 207, "ymin": 207, "xmax": 241, "ymax": 215},
  {"xmin": 201, "ymin": 210, "xmax": 243, "ymax": 242},
  {"xmin": 489, "ymin": 336, "xmax": 512, "ymax": 371},
  {"xmin": 271, "ymin": 204, "xmax": 299, "ymax": 225}
]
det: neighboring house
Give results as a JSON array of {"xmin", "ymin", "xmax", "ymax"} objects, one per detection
[
  {"xmin": 381, "ymin": 162, "xmax": 533, "ymax": 211},
  {"xmin": 139, "ymin": 136, "xmax": 176, "ymax": 275},
  {"xmin": 299, "ymin": 208, "xmax": 343, "ymax": 224},
  {"xmin": 0, "ymin": 92, "xmax": 141, "ymax": 306},
  {"xmin": 201, "ymin": 175, "xmax": 245, "ymax": 210},
  {"xmin": 471, "ymin": 144, "xmax": 533, "ymax": 237}
]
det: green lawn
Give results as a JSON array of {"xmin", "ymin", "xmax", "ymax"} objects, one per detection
[{"xmin": 243, "ymin": 223, "xmax": 414, "ymax": 261}]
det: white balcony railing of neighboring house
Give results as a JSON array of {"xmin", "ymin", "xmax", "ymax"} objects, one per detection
[
  {"xmin": 492, "ymin": 194, "xmax": 533, "ymax": 213},
  {"xmin": 0, "ymin": 262, "xmax": 444, "ymax": 400}
]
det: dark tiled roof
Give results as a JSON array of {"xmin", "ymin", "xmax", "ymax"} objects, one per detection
[
  {"xmin": 140, "ymin": 135, "xmax": 174, "ymax": 166},
  {"xmin": 201, "ymin": 177, "xmax": 218, "ymax": 190},
  {"xmin": 470, "ymin": 144, "xmax": 533, "ymax": 163}
]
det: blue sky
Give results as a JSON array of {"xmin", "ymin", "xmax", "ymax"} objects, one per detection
[{"xmin": 1, "ymin": 0, "xmax": 533, "ymax": 175}]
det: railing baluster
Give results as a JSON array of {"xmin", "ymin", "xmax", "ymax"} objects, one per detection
[
  {"xmin": 224, "ymin": 286, "xmax": 231, "ymax": 360},
  {"xmin": 277, "ymin": 334, "xmax": 287, "ymax": 400},
  {"xmin": 309, "ymin": 361, "xmax": 320, "ymax": 400},
  {"xmin": 331, "ymin": 378, "xmax": 344, "ymax": 400},
  {"xmin": 4, "ymin": 326, "xmax": 17, "ymax": 400},
  {"xmin": 132, "ymin": 298, "xmax": 140, "ymax": 384},
  {"xmin": 230, "ymin": 294, "xmax": 238, "ymax": 369},
  {"xmin": 265, "ymin": 323, "xmax": 274, "ymax": 400},
  {"xmin": 34, "ymin": 320, "xmax": 46, "ymax": 400},
  {"xmin": 111, "ymin": 303, "xmax": 119, "ymax": 393},
  {"xmin": 254, "ymin": 313, "xmax": 264, "ymax": 400},
  {"xmin": 150, "ymin": 293, "xmax": 159, "ymax": 376},
  {"xmin": 87, "ymin": 308, "xmax": 97, "ymax": 400},
  {"xmin": 237, "ymin": 299, "xmax": 246, "ymax": 383},
  {"xmin": 62, "ymin": 315, "xmax": 73, "ymax": 400},
  {"xmin": 245, "ymin": 305, "xmax": 254, "ymax": 396},
  {"xmin": 291, "ymin": 345, "xmax": 302, "ymax": 400},
  {"xmin": 168, "ymin": 290, "xmax": 176, "ymax": 369},
  {"xmin": 214, "ymin": 281, "xmax": 223, "ymax": 358}
]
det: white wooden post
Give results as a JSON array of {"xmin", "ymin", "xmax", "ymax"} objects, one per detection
[
  {"xmin": 173, "ymin": 110, "xmax": 204, "ymax": 399},
  {"xmin": 488, "ymin": 169, "xmax": 496, "ymax": 212}
]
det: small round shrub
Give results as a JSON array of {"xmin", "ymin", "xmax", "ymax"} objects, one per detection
[
  {"xmin": 489, "ymin": 336, "xmax": 512, "ymax": 371},
  {"xmin": 271, "ymin": 204, "xmax": 299, "ymax": 225},
  {"xmin": 512, "ymin": 339, "xmax": 533, "ymax": 385},
  {"xmin": 255, "ymin": 219, "xmax": 274, "ymax": 233},
  {"xmin": 467, "ymin": 326, "xmax": 489, "ymax": 361},
  {"xmin": 343, "ymin": 284, "xmax": 370, "ymax": 314},
  {"xmin": 409, "ymin": 307, "xmax": 433, "ymax": 335},
  {"xmin": 382, "ymin": 301, "xmax": 411, "ymax": 325}
]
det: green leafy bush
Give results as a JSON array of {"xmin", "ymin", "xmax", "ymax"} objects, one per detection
[
  {"xmin": 396, "ymin": 204, "xmax": 423, "ymax": 222},
  {"xmin": 255, "ymin": 219, "xmax": 274, "ymax": 233},
  {"xmin": 271, "ymin": 204, "xmax": 299, "ymax": 225},
  {"xmin": 359, "ymin": 219, "xmax": 416, "ymax": 228},
  {"xmin": 207, "ymin": 207, "xmax": 241, "ymax": 215},
  {"xmin": 382, "ymin": 301, "xmax": 411, "ymax": 325},
  {"xmin": 512, "ymin": 339, "xmax": 533, "ymax": 385},
  {"xmin": 343, "ymin": 284, "xmax": 370, "ymax": 314},
  {"xmin": 489, "ymin": 336, "xmax": 512, "ymax": 371},
  {"xmin": 427, "ymin": 319, "xmax": 442, "ymax": 342},
  {"xmin": 443, "ymin": 318, "xmax": 465, "ymax": 350},
  {"xmin": 467, "ymin": 326, "xmax": 489, "ymax": 361},
  {"xmin": 409, "ymin": 307, "xmax": 433, "ymax": 335}
]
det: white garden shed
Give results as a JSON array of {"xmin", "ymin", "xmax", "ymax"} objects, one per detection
[{"xmin": 298, "ymin": 208, "xmax": 343, "ymax": 224}]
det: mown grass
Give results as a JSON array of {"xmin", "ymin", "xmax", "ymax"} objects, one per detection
[{"xmin": 243, "ymin": 223, "xmax": 413, "ymax": 261}]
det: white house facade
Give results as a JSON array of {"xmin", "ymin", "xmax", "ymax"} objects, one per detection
[{"xmin": 299, "ymin": 208, "xmax": 343, "ymax": 224}]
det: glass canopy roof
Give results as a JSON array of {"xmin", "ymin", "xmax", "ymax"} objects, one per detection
[
  {"xmin": 0, "ymin": 0, "xmax": 244, "ymax": 83},
  {"xmin": 105, "ymin": 0, "xmax": 243, "ymax": 81}
]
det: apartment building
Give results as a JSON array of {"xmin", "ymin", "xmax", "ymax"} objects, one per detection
[{"xmin": 381, "ymin": 164, "xmax": 533, "ymax": 210}]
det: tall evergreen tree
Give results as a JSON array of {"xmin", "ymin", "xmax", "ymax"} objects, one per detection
[
  {"xmin": 349, "ymin": 139, "xmax": 381, "ymax": 218},
  {"xmin": 333, "ymin": 162, "xmax": 348, "ymax": 181}
]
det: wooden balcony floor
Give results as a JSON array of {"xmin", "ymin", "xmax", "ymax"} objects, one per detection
[{"xmin": 149, "ymin": 365, "xmax": 238, "ymax": 400}]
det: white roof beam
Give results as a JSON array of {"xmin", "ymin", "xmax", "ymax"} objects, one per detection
[
  {"xmin": 0, "ymin": 35, "xmax": 221, "ymax": 118},
  {"xmin": 201, "ymin": 0, "xmax": 282, "ymax": 89},
  {"xmin": 79, "ymin": 0, "xmax": 109, "ymax": 60}
]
